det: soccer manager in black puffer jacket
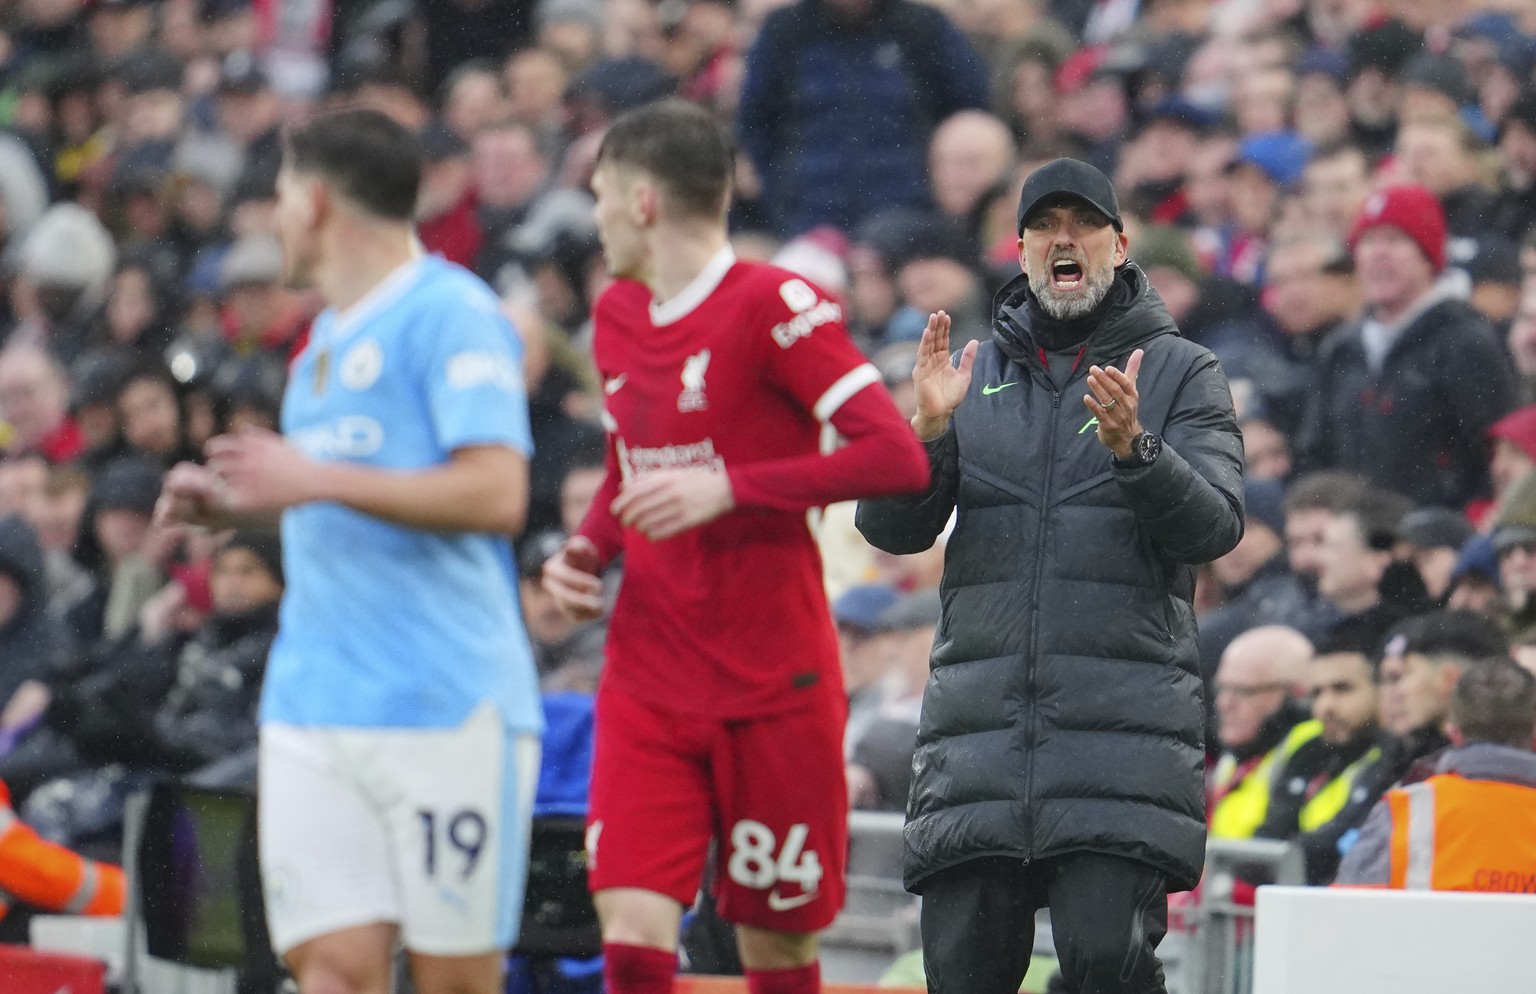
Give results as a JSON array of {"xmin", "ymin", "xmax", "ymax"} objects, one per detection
[{"xmin": 857, "ymin": 159, "xmax": 1244, "ymax": 994}]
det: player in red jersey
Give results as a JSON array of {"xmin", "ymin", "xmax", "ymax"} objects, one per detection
[{"xmin": 542, "ymin": 100, "xmax": 930, "ymax": 994}]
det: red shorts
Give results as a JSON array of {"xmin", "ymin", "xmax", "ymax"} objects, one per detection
[{"xmin": 587, "ymin": 684, "xmax": 849, "ymax": 932}]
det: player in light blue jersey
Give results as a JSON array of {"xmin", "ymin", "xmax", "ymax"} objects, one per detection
[{"xmin": 156, "ymin": 109, "xmax": 541, "ymax": 994}]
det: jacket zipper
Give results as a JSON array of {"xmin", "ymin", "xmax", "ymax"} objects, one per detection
[{"xmin": 1023, "ymin": 385, "xmax": 1061, "ymax": 861}]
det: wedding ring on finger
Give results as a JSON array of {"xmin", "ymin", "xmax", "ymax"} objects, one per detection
[{"xmin": 1103, "ymin": 398, "xmax": 1118, "ymax": 410}]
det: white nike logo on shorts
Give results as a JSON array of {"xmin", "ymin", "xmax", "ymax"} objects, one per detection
[
  {"xmin": 766, "ymin": 888, "xmax": 818, "ymax": 912},
  {"xmin": 604, "ymin": 375, "xmax": 628, "ymax": 395}
]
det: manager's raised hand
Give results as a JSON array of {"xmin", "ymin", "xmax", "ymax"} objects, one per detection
[{"xmin": 912, "ymin": 310, "xmax": 979, "ymax": 441}]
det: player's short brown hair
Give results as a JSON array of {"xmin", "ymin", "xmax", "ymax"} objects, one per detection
[{"xmin": 596, "ymin": 99, "xmax": 734, "ymax": 221}]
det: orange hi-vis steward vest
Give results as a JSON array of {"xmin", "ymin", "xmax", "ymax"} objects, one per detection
[
  {"xmin": 1386, "ymin": 773, "xmax": 1536, "ymax": 892},
  {"xmin": 0, "ymin": 782, "xmax": 124, "ymax": 917}
]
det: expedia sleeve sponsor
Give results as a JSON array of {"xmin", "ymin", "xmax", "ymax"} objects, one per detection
[{"xmin": 772, "ymin": 301, "xmax": 842, "ymax": 349}]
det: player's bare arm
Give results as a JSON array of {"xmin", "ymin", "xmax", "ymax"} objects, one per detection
[
  {"xmin": 911, "ymin": 310, "xmax": 979, "ymax": 441},
  {"xmin": 206, "ymin": 427, "xmax": 528, "ymax": 534}
]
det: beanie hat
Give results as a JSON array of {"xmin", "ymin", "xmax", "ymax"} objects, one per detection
[
  {"xmin": 1488, "ymin": 405, "xmax": 1536, "ymax": 463},
  {"xmin": 222, "ymin": 530, "xmax": 284, "ymax": 586},
  {"xmin": 1347, "ymin": 185, "xmax": 1447, "ymax": 273},
  {"xmin": 91, "ymin": 457, "xmax": 164, "ymax": 516},
  {"xmin": 1133, "ymin": 225, "xmax": 1203, "ymax": 284}
]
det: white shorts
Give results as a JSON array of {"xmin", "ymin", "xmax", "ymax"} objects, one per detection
[{"xmin": 258, "ymin": 702, "xmax": 540, "ymax": 957}]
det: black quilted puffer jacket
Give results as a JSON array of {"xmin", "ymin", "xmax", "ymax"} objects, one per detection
[{"xmin": 856, "ymin": 263, "xmax": 1244, "ymax": 893}]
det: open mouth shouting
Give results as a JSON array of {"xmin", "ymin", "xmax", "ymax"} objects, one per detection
[{"xmin": 1051, "ymin": 258, "xmax": 1086, "ymax": 291}]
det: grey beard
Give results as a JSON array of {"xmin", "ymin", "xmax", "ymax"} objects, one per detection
[{"xmin": 1030, "ymin": 262, "xmax": 1115, "ymax": 320}]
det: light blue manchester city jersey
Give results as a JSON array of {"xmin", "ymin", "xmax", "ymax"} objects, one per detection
[{"xmin": 262, "ymin": 256, "xmax": 542, "ymax": 734}]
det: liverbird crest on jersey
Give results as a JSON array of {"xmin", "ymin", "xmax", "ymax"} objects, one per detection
[{"xmin": 679, "ymin": 348, "xmax": 711, "ymax": 412}]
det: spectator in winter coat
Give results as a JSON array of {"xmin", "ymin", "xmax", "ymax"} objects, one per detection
[
  {"xmin": 1298, "ymin": 185, "xmax": 1517, "ymax": 509},
  {"xmin": 0, "ymin": 516, "xmax": 67, "ymax": 753},
  {"xmin": 737, "ymin": 0, "xmax": 989, "ymax": 237}
]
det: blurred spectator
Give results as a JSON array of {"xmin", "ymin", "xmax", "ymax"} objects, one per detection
[
  {"xmin": 1200, "ymin": 479, "xmax": 1292, "ymax": 694},
  {"xmin": 737, "ymin": 0, "xmax": 989, "ymax": 236},
  {"xmin": 1493, "ymin": 470, "xmax": 1536, "ymax": 634},
  {"xmin": 1392, "ymin": 115, "xmax": 1496, "ymax": 240},
  {"xmin": 1396, "ymin": 508, "xmax": 1477, "ymax": 604},
  {"xmin": 16, "ymin": 531, "xmax": 283, "ymax": 849},
  {"xmin": 471, "ymin": 119, "xmax": 552, "ymax": 276},
  {"xmin": 1240, "ymin": 411, "xmax": 1292, "ymax": 482},
  {"xmin": 1487, "ymin": 406, "xmax": 1536, "ymax": 510},
  {"xmin": 503, "ymin": 46, "xmax": 571, "ymax": 149},
  {"xmin": 657, "ymin": 0, "xmax": 741, "ymax": 116},
  {"xmin": 1256, "ymin": 620, "xmax": 1394, "ymax": 884},
  {"xmin": 12, "ymin": 204, "xmax": 117, "ymax": 364},
  {"xmin": 1116, "ymin": 98, "xmax": 1213, "ymax": 225},
  {"xmin": 1509, "ymin": 284, "xmax": 1536, "ymax": 401},
  {"xmin": 1456, "ymin": 235, "xmax": 1524, "ymax": 330},
  {"xmin": 1491, "ymin": 85, "xmax": 1536, "ymax": 242},
  {"xmin": 440, "ymin": 60, "xmax": 509, "ymax": 142},
  {"xmin": 218, "ymin": 233, "xmax": 310, "ymax": 355},
  {"xmin": 1398, "ymin": 53, "xmax": 1478, "ymax": 127},
  {"xmin": 1315, "ymin": 495, "xmax": 1426, "ymax": 641},
  {"xmin": 67, "ymin": 455, "xmax": 166, "ymax": 644},
  {"xmin": 1300, "ymin": 140, "xmax": 1372, "ymax": 241},
  {"xmin": 832, "ymin": 583, "xmax": 898, "ymax": 758},
  {"xmin": 1377, "ymin": 610, "xmax": 1509, "ymax": 785},
  {"xmin": 87, "ymin": 0, "xmax": 155, "ymax": 63},
  {"xmin": 846, "ymin": 588, "xmax": 937, "ymax": 812},
  {"xmin": 1219, "ymin": 131, "xmax": 1311, "ymax": 285},
  {"xmin": 1299, "ymin": 185, "xmax": 1517, "ymax": 509},
  {"xmin": 114, "ymin": 363, "xmax": 196, "ymax": 466},
  {"xmin": 1337, "ymin": 657, "xmax": 1536, "ymax": 890},
  {"xmin": 1261, "ymin": 232, "xmax": 1359, "ymax": 375},
  {"xmin": 418, "ymin": 0, "xmax": 533, "ymax": 95},
  {"xmin": 1345, "ymin": 19, "xmax": 1420, "ymax": 161},
  {"xmin": 415, "ymin": 121, "xmax": 483, "ymax": 269},
  {"xmin": 1292, "ymin": 48, "xmax": 1353, "ymax": 148},
  {"xmin": 0, "ymin": 346, "xmax": 82, "ymax": 462},
  {"xmin": 1209, "ymin": 625, "xmax": 1316, "ymax": 840},
  {"xmin": 213, "ymin": 56, "xmax": 284, "ymax": 190},
  {"xmin": 928, "ymin": 110, "xmax": 1016, "ymax": 224},
  {"xmin": 0, "ymin": 516, "xmax": 68, "ymax": 753},
  {"xmin": 1446, "ymin": 534, "xmax": 1503, "ymax": 618}
]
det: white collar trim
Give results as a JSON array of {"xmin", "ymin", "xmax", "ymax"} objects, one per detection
[
  {"xmin": 328, "ymin": 256, "xmax": 425, "ymax": 342},
  {"xmin": 649, "ymin": 246, "xmax": 736, "ymax": 326}
]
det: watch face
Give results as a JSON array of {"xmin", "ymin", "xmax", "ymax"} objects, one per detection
[{"xmin": 1138, "ymin": 432, "xmax": 1161, "ymax": 462}]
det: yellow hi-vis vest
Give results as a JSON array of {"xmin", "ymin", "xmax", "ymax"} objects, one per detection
[
  {"xmin": 1210, "ymin": 720, "xmax": 1323, "ymax": 840},
  {"xmin": 1298, "ymin": 744, "xmax": 1383, "ymax": 833}
]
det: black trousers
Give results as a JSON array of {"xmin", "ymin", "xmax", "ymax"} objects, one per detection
[{"xmin": 920, "ymin": 852, "xmax": 1170, "ymax": 994}]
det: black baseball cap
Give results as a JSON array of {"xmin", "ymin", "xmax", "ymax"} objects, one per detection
[{"xmin": 1016, "ymin": 158, "xmax": 1123, "ymax": 235}]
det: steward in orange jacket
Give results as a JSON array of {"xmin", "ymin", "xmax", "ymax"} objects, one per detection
[
  {"xmin": 0, "ymin": 779, "xmax": 124, "ymax": 918},
  {"xmin": 1335, "ymin": 658, "xmax": 1536, "ymax": 890}
]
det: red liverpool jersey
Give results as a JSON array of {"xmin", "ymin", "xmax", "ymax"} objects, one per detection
[{"xmin": 579, "ymin": 248, "xmax": 928, "ymax": 718}]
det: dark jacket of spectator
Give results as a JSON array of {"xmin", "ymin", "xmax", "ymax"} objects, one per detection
[
  {"xmin": 0, "ymin": 516, "xmax": 65, "ymax": 716},
  {"xmin": 737, "ymin": 0, "xmax": 989, "ymax": 237},
  {"xmin": 48, "ymin": 600, "xmax": 278, "ymax": 774},
  {"xmin": 1298, "ymin": 295, "xmax": 1516, "ymax": 509},
  {"xmin": 856, "ymin": 264, "xmax": 1244, "ymax": 892}
]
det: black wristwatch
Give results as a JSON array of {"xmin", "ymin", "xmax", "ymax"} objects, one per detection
[{"xmin": 1114, "ymin": 431, "xmax": 1162, "ymax": 469}]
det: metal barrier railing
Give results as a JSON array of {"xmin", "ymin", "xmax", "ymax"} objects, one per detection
[{"xmin": 1175, "ymin": 838, "xmax": 1306, "ymax": 994}]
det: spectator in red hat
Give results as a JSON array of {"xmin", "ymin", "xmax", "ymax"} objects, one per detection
[{"xmin": 1297, "ymin": 184, "xmax": 1517, "ymax": 510}]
